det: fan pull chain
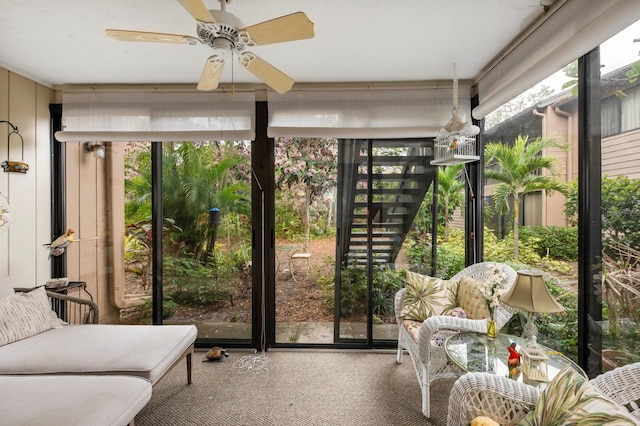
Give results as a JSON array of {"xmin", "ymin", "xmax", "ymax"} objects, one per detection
[
  {"xmin": 452, "ymin": 63, "xmax": 459, "ymax": 118},
  {"xmin": 231, "ymin": 49, "xmax": 235, "ymax": 95}
]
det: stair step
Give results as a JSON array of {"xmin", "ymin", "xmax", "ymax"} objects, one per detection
[
  {"xmin": 358, "ymin": 173, "xmax": 429, "ymax": 181},
  {"xmin": 353, "ymin": 188, "xmax": 423, "ymax": 195},
  {"xmin": 356, "ymin": 155, "xmax": 426, "ymax": 165},
  {"xmin": 351, "ymin": 223, "xmax": 405, "ymax": 228},
  {"xmin": 352, "ymin": 212, "xmax": 407, "ymax": 219}
]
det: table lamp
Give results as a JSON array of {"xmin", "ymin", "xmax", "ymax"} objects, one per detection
[{"xmin": 500, "ymin": 269, "xmax": 564, "ymax": 382}]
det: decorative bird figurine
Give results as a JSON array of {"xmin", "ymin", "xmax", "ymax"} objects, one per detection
[{"xmin": 43, "ymin": 228, "xmax": 74, "ymax": 258}]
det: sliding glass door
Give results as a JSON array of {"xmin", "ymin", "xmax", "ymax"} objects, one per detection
[{"xmin": 335, "ymin": 139, "xmax": 435, "ymax": 345}]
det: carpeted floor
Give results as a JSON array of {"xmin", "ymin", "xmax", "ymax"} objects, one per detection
[{"xmin": 136, "ymin": 350, "xmax": 455, "ymax": 426}]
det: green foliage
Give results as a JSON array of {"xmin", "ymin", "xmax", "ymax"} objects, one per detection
[
  {"xmin": 336, "ymin": 264, "xmax": 406, "ymax": 319},
  {"xmin": 519, "ymin": 226, "xmax": 578, "ymax": 262},
  {"xmin": 483, "ymin": 228, "xmax": 542, "ymax": 266},
  {"xmin": 136, "ymin": 296, "xmax": 178, "ymax": 321},
  {"xmin": 535, "ymin": 278, "xmax": 579, "ymax": 361},
  {"xmin": 437, "ymin": 165, "xmax": 465, "ymax": 240},
  {"xmin": 164, "ymin": 256, "xmax": 236, "ymax": 305},
  {"xmin": 275, "ymin": 138, "xmax": 338, "ymax": 245},
  {"xmin": 564, "ymin": 176, "xmax": 640, "ymax": 252},
  {"xmin": 124, "ymin": 142, "xmax": 251, "ymax": 264},
  {"xmin": 485, "ymin": 135, "xmax": 569, "ymax": 260}
]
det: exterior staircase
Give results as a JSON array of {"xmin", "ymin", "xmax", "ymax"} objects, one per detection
[{"xmin": 336, "ymin": 139, "xmax": 435, "ymax": 269}]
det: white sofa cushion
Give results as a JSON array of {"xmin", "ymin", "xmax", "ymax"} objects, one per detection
[
  {"xmin": 0, "ymin": 324, "xmax": 197, "ymax": 384},
  {"xmin": 0, "ymin": 374, "xmax": 152, "ymax": 426},
  {"xmin": 0, "ymin": 287, "xmax": 65, "ymax": 346}
]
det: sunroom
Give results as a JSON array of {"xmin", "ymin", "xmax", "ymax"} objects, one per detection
[{"xmin": 1, "ymin": 0, "xmax": 640, "ymax": 422}]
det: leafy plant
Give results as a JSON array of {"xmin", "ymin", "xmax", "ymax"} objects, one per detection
[
  {"xmin": 564, "ymin": 176, "xmax": 640, "ymax": 252},
  {"xmin": 485, "ymin": 135, "xmax": 569, "ymax": 260},
  {"xmin": 519, "ymin": 226, "xmax": 578, "ymax": 262},
  {"xmin": 164, "ymin": 256, "xmax": 235, "ymax": 305}
]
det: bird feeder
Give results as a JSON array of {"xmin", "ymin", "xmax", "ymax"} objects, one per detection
[{"xmin": 1, "ymin": 120, "xmax": 29, "ymax": 173}]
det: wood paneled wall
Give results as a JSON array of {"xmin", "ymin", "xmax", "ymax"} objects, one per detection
[
  {"xmin": 1, "ymin": 67, "xmax": 119, "ymax": 322},
  {"xmin": 0, "ymin": 68, "xmax": 54, "ymax": 286}
]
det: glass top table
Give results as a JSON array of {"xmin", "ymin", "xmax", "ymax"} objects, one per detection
[{"xmin": 444, "ymin": 331, "xmax": 585, "ymax": 387}]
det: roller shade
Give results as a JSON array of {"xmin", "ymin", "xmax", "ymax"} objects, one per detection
[
  {"xmin": 473, "ymin": 0, "xmax": 640, "ymax": 120},
  {"xmin": 267, "ymin": 86, "xmax": 471, "ymax": 139},
  {"xmin": 56, "ymin": 91, "xmax": 255, "ymax": 142}
]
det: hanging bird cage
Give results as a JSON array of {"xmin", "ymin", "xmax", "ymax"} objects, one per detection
[{"xmin": 431, "ymin": 75, "xmax": 480, "ymax": 166}]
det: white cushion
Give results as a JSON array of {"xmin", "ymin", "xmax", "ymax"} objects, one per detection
[
  {"xmin": 0, "ymin": 324, "xmax": 197, "ymax": 384},
  {"xmin": 0, "ymin": 276, "xmax": 14, "ymax": 298},
  {"xmin": 0, "ymin": 287, "xmax": 65, "ymax": 346},
  {"xmin": 0, "ymin": 375, "xmax": 152, "ymax": 426}
]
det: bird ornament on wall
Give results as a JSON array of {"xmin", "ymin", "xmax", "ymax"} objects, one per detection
[{"xmin": 43, "ymin": 229, "xmax": 75, "ymax": 258}]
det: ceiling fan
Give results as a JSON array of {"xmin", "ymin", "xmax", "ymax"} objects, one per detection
[{"xmin": 106, "ymin": 0, "xmax": 314, "ymax": 93}]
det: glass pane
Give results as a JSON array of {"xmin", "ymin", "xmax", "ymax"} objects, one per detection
[
  {"xmin": 274, "ymin": 137, "xmax": 338, "ymax": 345},
  {"xmin": 599, "ymin": 18, "xmax": 640, "ymax": 370},
  {"xmin": 482, "ymin": 62, "xmax": 580, "ymax": 361},
  {"xmin": 337, "ymin": 139, "xmax": 435, "ymax": 343},
  {"xmin": 121, "ymin": 141, "xmax": 253, "ymax": 342}
]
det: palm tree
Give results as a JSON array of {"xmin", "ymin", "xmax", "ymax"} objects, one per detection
[
  {"xmin": 484, "ymin": 135, "xmax": 568, "ymax": 260},
  {"xmin": 438, "ymin": 164, "xmax": 465, "ymax": 241}
]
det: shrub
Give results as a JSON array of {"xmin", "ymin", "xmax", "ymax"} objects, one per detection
[
  {"xmin": 564, "ymin": 176, "xmax": 640, "ymax": 253},
  {"xmin": 334, "ymin": 262, "xmax": 406, "ymax": 320},
  {"xmin": 164, "ymin": 256, "xmax": 235, "ymax": 305},
  {"xmin": 519, "ymin": 226, "xmax": 578, "ymax": 262}
]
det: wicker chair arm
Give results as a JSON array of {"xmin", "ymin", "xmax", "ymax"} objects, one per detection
[
  {"xmin": 394, "ymin": 287, "xmax": 407, "ymax": 323},
  {"xmin": 590, "ymin": 362, "xmax": 640, "ymax": 421},
  {"xmin": 447, "ymin": 372, "xmax": 541, "ymax": 426},
  {"xmin": 418, "ymin": 316, "xmax": 487, "ymax": 360}
]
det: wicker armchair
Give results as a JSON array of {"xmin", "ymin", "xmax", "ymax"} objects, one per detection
[
  {"xmin": 447, "ymin": 362, "xmax": 640, "ymax": 425},
  {"xmin": 394, "ymin": 262, "xmax": 517, "ymax": 418}
]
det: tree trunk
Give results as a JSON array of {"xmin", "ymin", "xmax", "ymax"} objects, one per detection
[
  {"xmin": 444, "ymin": 198, "xmax": 450, "ymax": 241},
  {"xmin": 304, "ymin": 185, "xmax": 311, "ymax": 251},
  {"xmin": 513, "ymin": 197, "xmax": 520, "ymax": 260}
]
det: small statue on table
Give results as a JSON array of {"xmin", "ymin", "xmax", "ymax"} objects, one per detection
[{"xmin": 507, "ymin": 342, "xmax": 521, "ymax": 379}]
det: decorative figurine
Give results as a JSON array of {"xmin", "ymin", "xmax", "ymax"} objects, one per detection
[{"xmin": 508, "ymin": 342, "xmax": 521, "ymax": 379}]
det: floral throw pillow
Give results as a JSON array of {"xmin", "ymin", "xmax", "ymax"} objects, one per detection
[
  {"xmin": 519, "ymin": 366, "xmax": 638, "ymax": 425},
  {"xmin": 400, "ymin": 271, "xmax": 457, "ymax": 322}
]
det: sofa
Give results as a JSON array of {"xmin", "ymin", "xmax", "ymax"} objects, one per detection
[
  {"xmin": 394, "ymin": 262, "xmax": 517, "ymax": 418},
  {"xmin": 447, "ymin": 362, "xmax": 640, "ymax": 425},
  {"xmin": 0, "ymin": 374, "xmax": 152, "ymax": 426},
  {"xmin": 0, "ymin": 278, "xmax": 197, "ymax": 425}
]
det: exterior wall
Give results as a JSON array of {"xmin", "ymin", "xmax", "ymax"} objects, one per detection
[
  {"xmin": 1, "ymin": 66, "xmax": 120, "ymax": 323},
  {"xmin": 602, "ymin": 129, "xmax": 640, "ymax": 179},
  {"xmin": 64, "ymin": 142, "xmax": 121, "ymax": 323}
]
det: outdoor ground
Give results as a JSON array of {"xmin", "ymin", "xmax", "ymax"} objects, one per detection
[{"xmin": 122, "ymin": 236, "xmax": 577, "ymax": 324}]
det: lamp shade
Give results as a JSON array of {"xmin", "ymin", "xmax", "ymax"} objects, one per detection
[{"xmin": 500, "ymin": 270, "xmax": 564, "ymax": 314}]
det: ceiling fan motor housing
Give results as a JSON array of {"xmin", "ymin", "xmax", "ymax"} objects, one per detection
[{"xmin": 198, "ymin": 9, "xmax": 246, "ymax": 51}]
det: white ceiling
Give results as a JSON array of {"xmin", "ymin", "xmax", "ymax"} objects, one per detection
[{"xmin": 0, "ymin": 0, "xmax": 553, "ymax": 89}]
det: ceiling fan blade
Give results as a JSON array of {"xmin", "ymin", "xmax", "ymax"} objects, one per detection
[
  {"xmin": 177, "ymin": 0, "xmax": 216, "ymax": 23},
  {"xmin": 239, "ymin": 52, "xmax": 294, "ymax": 94},
  {"xmin": 197, "ymin": 55, "xmax": 225, "ymax": 91},
  {"xmin": 106, "ymin": 29, "xmax": 198, "ymax": 45},
  {"xmin": 241, "ymin": 12, "xmax": 314, "ymax": 46}
]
